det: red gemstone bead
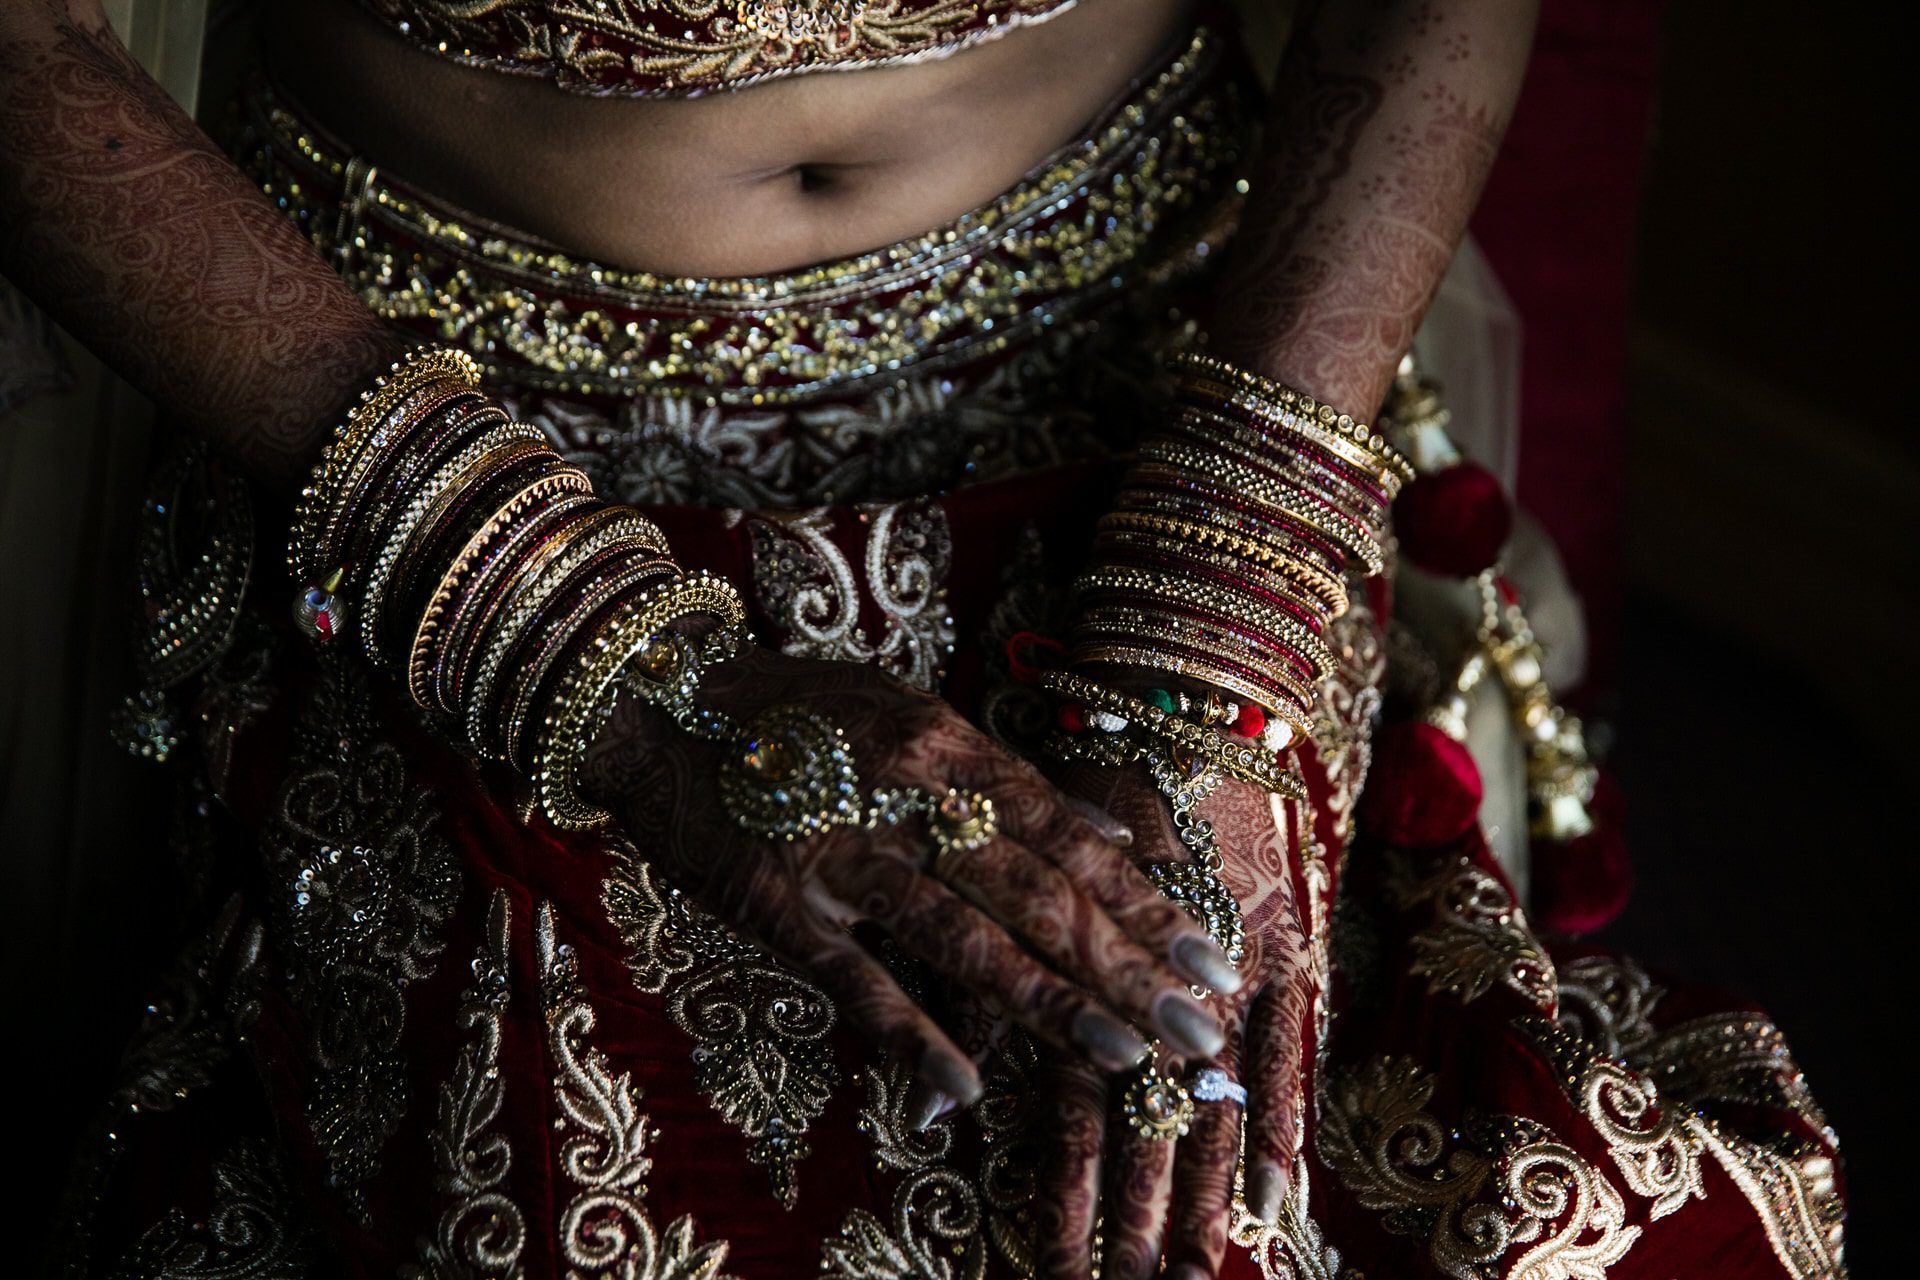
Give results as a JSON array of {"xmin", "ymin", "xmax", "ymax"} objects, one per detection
[
  {"xmin": 1232, "ymin": 702, "xmax": 1265, "ymax": 738},
  {"xmin": 1057, "ymin": 703, "xmax": 1086, "ymax": 733}
]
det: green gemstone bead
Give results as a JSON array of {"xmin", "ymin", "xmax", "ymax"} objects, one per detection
[{"xmin": 1144, "ymin": 687, "xmax": 1177, "ymax": 714}]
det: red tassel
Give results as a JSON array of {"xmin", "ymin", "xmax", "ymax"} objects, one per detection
[
  {"xmin": 1529, "ymin": 772, "xmax": 1633, "ymax": 935},
  {"xmin": 1358, "ymin": 721, "xmax": 1484, "ymax": 848},
  {"xmin": 1393, "ymin": 461, "xmax": 1513, "ymax": 578},
  {"xmin": 1006, "ymin": 631, "xmax": 1066, "ymax": 684}
]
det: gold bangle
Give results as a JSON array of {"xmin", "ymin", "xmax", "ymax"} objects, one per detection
[
  {"xmin": 290, "ymin": 347, "xmax": 482, "ymax": 578},
  {"xmin": 501, "ymin": 552, "xmax": 684, "ymax": 771},
  {"xmin": 1170, "ymin": 404, "xmax": 1399, "ymax": 511},
  {"xmin": 1037, "ymin": 669, "xmax": 1306, "ymax": 797},
  {"xmin": 1090, "ymin": 527, "xmax": 1332, "ymax": 620},
  {"xmin": 1143, "ymin": 437, "xmax": 1385, "ymax": 545},
  {"xmin": 463, "ymin": 510, "xmax": 665, "ymax": 754},
  {"xmin": 407, "ymin": 462, "xmax": 595, "ymax": 710},
  {"xmin": 318, "ymin": 379, "xmax": 481, "ymax": 577},
  {"xmin": 355, "ymin": 423, "xmax": 547, "ymax": 669},
  {"xmin": 1072, "ymin": 568, "xmax": 1337, "ymax": 677},
  {"xmin": 1071, "ymin": 609, "xmax": 1324, "ymax": 701},
  {"xmin": 534, "ymin": 572, "xmax": 748, "ymax": 830},
  {"xmin": 1096, "ymin": 512, "xmax": 1349, "ymax": 613},
  {"xmin": 1171, "ymin": 351, "xmax": 1413, "ymax": 482},
  {"xmin": 1069, "ymin": 641, "xmax": 1316, "ymax": 743},
  {"xmin": 1132, "ymin": 455, "xmax": 1385, "ymax": 575}
]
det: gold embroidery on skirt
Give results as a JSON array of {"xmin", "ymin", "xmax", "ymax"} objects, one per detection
[
  {"xmin": 1311, "ymin": 586, "xmax": 1387, "ymax": 849},
  {"xmin": 113, "ymin": 1140, "xmax": 323, "ymax": 1278},
  {"xmin": 1552, "ymin": 954, "xmax": 1665, "ymax": 1058},
  {"xmin": 408, "ymin": 888, "xmax": 528, "ymax": 1277},
  {"xmin": 1317, "ymin": 1055, "xmax": 1638, "ymax": 1280},
  {"xmin": 536, "ymin": 900, "xmax": 737, "ymax": 1278},
  {"xmin": 1693, "ymin": 1125, "xmax": 1847, "ymax": 1280},
  {"xmin": 1229, "ymin": 1155, "xmax": 1349, "ymax": 1280},
  {"xmin": 745, "ymin": 500, "xmax": 956, "ymax": 692},
  {"xmin": 1629, "ymin": 1012, "xmax": 1834, "ymax": 1139},
  {"xmin": 266, "ymin": 656, "xmax": 462, "ymax": 1212},
  {"xmin": 1385, "ymin": 852, "xmax": 1557, "ymax": 1012},
  {"xmin": 603, "ymin": 846, "xmax": 841, "ymax": 1208}
]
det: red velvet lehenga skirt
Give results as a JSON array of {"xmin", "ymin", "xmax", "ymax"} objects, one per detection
[{"xmin": 54, "ymin": 26, "xmax": 1847, "ymax": 1279}]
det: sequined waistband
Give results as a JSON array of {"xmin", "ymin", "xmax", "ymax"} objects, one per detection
[{"xmin": 238, "ymin": 26, "xmax": 1250, "ymax": 407}]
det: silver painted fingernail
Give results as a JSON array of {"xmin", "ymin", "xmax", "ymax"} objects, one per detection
[
  {"xmin": 1247, "ymin": 1160, "xmax": 1289, "ymax": 1224},
  {"xmin": 1072, "ymin": 1007, "xmax": 1150, "ymax": 1071},
  {"xmin": 905, "ymin": 1081, "xmax": 948, "ymax": 1133},
  {"xmin": 1153, "ymin": 990, "xmax": 1224, "ymax": 1059},
  {"xmin": 1172, "ymin": 932, "xmax": 1243, "ymax": 995},
  {"xmin": 1065, "ymin": 797, "xmax": 1133, "ymax": 847},
  {"xmin": 919, "ymin": 1045, "xmax": 985, "ymax": 1106}
]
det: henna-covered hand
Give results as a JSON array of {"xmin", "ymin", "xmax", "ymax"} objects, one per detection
[
  {"xmin": 1034, "ymin": 758, "xmax": 1314, "ymax": 1280},
  {"xmin": 580, "ymin": 646, "xmax": 1244, "ymax": 1106}
]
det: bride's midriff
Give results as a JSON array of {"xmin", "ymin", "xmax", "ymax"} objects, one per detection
[{"xmin": 262, "ymin": 0, "xmax": 1193, "ymax": 278}]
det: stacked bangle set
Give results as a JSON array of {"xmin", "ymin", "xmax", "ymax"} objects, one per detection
[
  {"xmin": 287, "ymin": 348, "xmax": 746, "ymax": 829},
  {"xmin": 1068, "ymin": 351, "xmax": 1410, "ymax": 749}
]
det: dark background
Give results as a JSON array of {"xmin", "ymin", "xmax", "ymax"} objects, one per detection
[
  {"xmin": 14, "ymin": 2, "xmax": 1912, "ymax": 1271},
  {"xmin": 1478, "ymin": 3, "xmax": 1913, "ymax": 1275}
]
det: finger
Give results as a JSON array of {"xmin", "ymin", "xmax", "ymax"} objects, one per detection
[
  {"xmin": 1243, "ymin": 980, "xmax": 1310, "ymax": 1223},
  {"xmin": 736, "ymin": 879, "xmax": 984, "ymax": 1105},
  {"xmin": 1099, "ymin": 1119, "xmax": 1178, "ymax": 1280},
  {"xmin": 820, "ymin": 842, "xmax": 1150, "ymax": 1073},
  {"xmin": 1164, "ymin": 1059, "xmax": 1244, "ymax": 1279},
  {"xmin": 936, "ymin": 834, "xmax": 1224, "ymax": 1060},
  {"xmin": 1063, "ymin": 794, "xmax": 1133, "ymax": 847},
  {"xmin": 945, "ymin": 757, "xmax": 1243, "ymax": 997},
  {"xmin": 1033, "ymin": 1057, "xmax": 1108, "ymax": 1280}
]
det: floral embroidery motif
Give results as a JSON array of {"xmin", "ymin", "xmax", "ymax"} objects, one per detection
[
  {"xmin": 1311, "ymin": 588, "xmax": 1387, "ymax": 847},
  {"xmin": 357, "ymin": 0, "xmax": 1074, "ymax": 97},
  {"xmin": 536, "ymin": 901, "xmax": 737, "ymax": 1279},
  {"xmin": 1386, "ymin": 851, "xmax": 1557, "ymax": 1013},
  {"xmin": 748, "ymin": 500, "xmax": 956, "ymax": 691},
  {"xmin": 1230, "ymin": 1155, "xmax": 1349, "ymax": 1280},
  {"xmin": 111, "ymin": 1140, "xmax": 322, "ymax": 1279},
  {"xmin": 603, "ymin": 844, "xmax": 839, "ymax": 1208},
  {"xmin": 823, "ymin": 1034, "xmax": 1038, "ymax": 1278},
  {"xmin": 266, "ymin": 656, "xmax": 462, "ymax": 1206},
  {"xmin": 1630, "ymin": 1013, "xmax": 1833, "ymax": 1140},
  {"xmin": 1554, "ymin": 954, "xmax": 1665, "ymax": 1058},
  {"xmin": 1318, "ymin": 1055, "xmax": 1638, "ymax": 1280},
  {"xmin": 1693, "ymin": 1125, "xmax": 1847, "ymax": 1280},
  {"xmin": 409, "ymin": 889, "xmax": 527, "ymax": 1278}
]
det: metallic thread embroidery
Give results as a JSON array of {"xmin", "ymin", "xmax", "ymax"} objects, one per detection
[
  {"xmin": 409, "ymin": 889, "xmax": 528, "ymax": 1277},
  {"xmin": 358, "ymin": 0, "xmax": 1073, "ymax": 97},
  {"xmin": 1311, "ymin": 589, "xmax": 1386, "ymax": 848},
  {"xmin": 1317, "ymin": 1055, "xmax": 1638, "ymax": 1280},
  {"xmin": 603, "ymin": 845, "xmax": 840, "ymax": 1207},
  {"xmin": 1553, "ymin": 954, "xmax": 1664, "ymax": 1059},
  {"xmin": 537, "ymin": 901, "xmax": 737, "ymax": 1279},
  {"xmin": 748, "ymin": 500, "xmax": 956, "ymax": 691},
  {"xmin": 110, "ymin": 1140, "xmax": 321, "ymax": 1280},
  {"xmin": 1386, "ymin": 851, "xmax": 1557, "ymax": 1012},
  {"xmin": 266, "ymin": 656, "xmax": 462, "ymax": 1206}
]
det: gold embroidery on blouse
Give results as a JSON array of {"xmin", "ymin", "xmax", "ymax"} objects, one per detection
[
  {"xmin": 1385, "ymin": 851, "xmax": 1557, "ymax": 1013},
  {"xmin": 603, "ymin": 846, "xmax": 840, "ymax": 1208},
  {"xmin": 360, "ymin": 0, "xmax": 1074, "ymax": 97},
  {"xmin": 267, "ymin": 654, "xmax": 463, "ymax": 1214},
  {"xmin": 536, "ymin": 900, "xmax": 738, "ymax": 1279},
  {"xmin": 745, "ymin": 499, "xmax": 955, "ymax": 691},
  {"xmin": 240, "ymin": 29, "xmax": 1243, "ymax": 404},
  {"xmin": 408, "ymin": 888, "xmax": 528, "ymax": 1278},
  {"xmin": 1317, "ymin": 1055, "xmax": 1638, "ymax": 1280}
]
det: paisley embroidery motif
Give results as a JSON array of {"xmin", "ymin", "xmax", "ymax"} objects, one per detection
[
  {"xmin": 1318, "ymin": 1055, "xmax": 1638, "ymax": 1280},
  {"xmin": 536, "ymin": 901, "xmax": 737, "ymax": 1279},
  {"xmin": 1311, "ymin": 588, "xmax": 1387, "ymax": 847},
  {"xmin": 1554, "ymin": 953, "xmax": 1664, "ymax": 1058},
  {"xmin": 748, "ymin": 499, "xmax": 956, "ymax": 692},
  {"xmin": 265, "ymin": 655, "xmax": 462, "ymax": 1206},
  {"xmin": 1230, "ymin": 1155, "xmax": 1348, "ymax": 1280},
  {"xmin": 1386, "ymin": 851, "xmax": 1557, "ymax": 1013},
  {"xmin": 111, "ymin": 1140, "xmax": 322, "ymax": 1279},
  {"xmin": 1630, "ymin": 1012, "xmax": 1834, "ymax": 1139},
  {"xmin": 409, "ymin": 889, "xmax": 528, "ymax": 1278},
  {"xmin": 603, "ymin": 845, "xmax": 839, "ymax": 1207}
]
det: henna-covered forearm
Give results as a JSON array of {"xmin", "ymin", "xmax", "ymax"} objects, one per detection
[
  {"xmin": 0, "ymin": 1, "xmax": 399, "ymax": 494},
  {"xmin": 1212, "ymin": 0, "xmax": 1537, "ymax": 414}
]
